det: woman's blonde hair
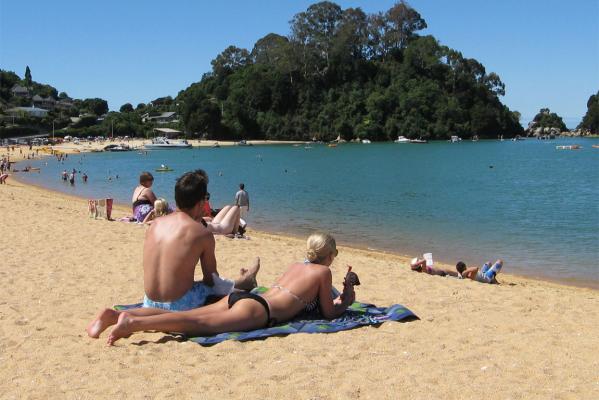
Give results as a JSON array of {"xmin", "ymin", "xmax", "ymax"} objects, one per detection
[
  {"xmin": 154, "ymin": 198, "xmax": 169, "ymax": 217},
  {"xmin": 306, "ymin": 232, "xmax": 337, "ymax": 264}
]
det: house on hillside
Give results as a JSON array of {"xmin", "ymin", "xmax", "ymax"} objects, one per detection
[
  {"xmin": 142, "ymin": 111, "xmax": 178, "ymax": 124},
  {"xmin": 11, "ymin": 85, "xmax": 30, "ymax": 98},
  {"xmin": 55, "ymin": 97, "xmax": 74, "ymax": 110},
  {"xmin": 7, "ymin": 106, "xmax": 49, "ymax": 118},
  {"xmin": 32, "ymin": 95, "xmax": 56, "ymax": 110}
]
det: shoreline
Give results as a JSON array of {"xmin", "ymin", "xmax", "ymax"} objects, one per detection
[{"xmin": 9, "ymin": 172, "xmax": 598, "ymax": 292}]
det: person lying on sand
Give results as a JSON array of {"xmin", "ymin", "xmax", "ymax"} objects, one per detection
[
  {"xmin": 87, "ymin": 232, "xmax": 357, "ymax": 345},
  {"xmin": 192, "ymin": 170, "xmax": 245, "ymax": 238},
  {"xmin": 86, "ymin": 171, "xmax": 259, "ymax": 339},
  {"xmin": 456, "ymin": 260, "xmax": 503, "ymax": 284},
  {"xmin": 410, "ymin": 257, "xmax": 456, "ymax": 277}
]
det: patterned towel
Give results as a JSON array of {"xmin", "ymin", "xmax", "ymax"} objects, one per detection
[{"xmin": 115, "ymin": 288, "xmax": 417, "ymax": 346}]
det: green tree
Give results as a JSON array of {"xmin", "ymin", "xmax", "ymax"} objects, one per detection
[
  {"xmin": 531, "ymin": 108, "xmax": 567, "ymax": 131},
  {"xmin": 120, "ymin": 103, "xmax": 134, "ymax": 113},
  {"xmin": 577, "ymin": 90, "xmax": 599, "ymax": 134},
  {"xmin": 82, "ymin": 98, "xmax": 109, "ymax": 116},
  {"xmin": 24, "ymin": 66, "xmax": 32, "ymax": 85}
]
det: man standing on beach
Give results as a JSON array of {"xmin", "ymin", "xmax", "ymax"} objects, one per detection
[
  {"xmin": 235, "ymin": 183, "xmax": 250, "ymax": 220},
  {"xmin": 86, "ymin": 171, "xmax": 259, "ymax": 339}
]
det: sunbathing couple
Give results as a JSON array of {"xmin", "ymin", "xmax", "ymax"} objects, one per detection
[
  {"xmin": 411, "ymin": 256, "xmax": 503, "ymax": 284},
  {"xmin": 88, "ymin": 170, "xmax": 356, "ymax": 345}
]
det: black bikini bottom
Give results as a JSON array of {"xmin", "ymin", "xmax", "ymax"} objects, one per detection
[{"xmin": 227, "ymin": 292, "xmax": 277, "ymax": 327}]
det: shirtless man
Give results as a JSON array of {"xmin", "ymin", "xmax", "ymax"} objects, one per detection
[
  {"xmin": 456, "ymin": 260, "xmax": 503, "ymax": 284},
  {"xmin": 86, "ymin": 171, "xmax": 259, "ymax": 338}
]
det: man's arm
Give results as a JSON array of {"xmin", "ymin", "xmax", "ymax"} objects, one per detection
[{"xmin": 198, "ymin": 233, "xmax": 217, "ymax": 286}]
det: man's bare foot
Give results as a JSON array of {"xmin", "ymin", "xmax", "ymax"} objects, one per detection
[
  {"xmin": 107, "ymin": 312, "xmax": 134, "ymax": 346},
  {"xmin": 86, "ymin": 308, "xmax": 119, "ymax": 338},
  {"xmin": 234, "ymin": 257, "xmax": 260, "ymax": 291}
]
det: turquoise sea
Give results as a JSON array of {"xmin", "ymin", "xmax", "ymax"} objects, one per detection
[{"xmin": 18, "ymin": 137, "xmax": 599, "ymax": 287}]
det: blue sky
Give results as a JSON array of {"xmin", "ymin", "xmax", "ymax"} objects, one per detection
[{"xmin": 1, "ymin": 0, "xmax": 597, "ymax": 128}]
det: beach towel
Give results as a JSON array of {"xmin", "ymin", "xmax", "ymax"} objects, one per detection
[{"xmin": 114, "ymin": 287, "xmax": 417, "ymax": 346}]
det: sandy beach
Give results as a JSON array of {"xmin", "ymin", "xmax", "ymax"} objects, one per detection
[{"xmin": 0, "ymin": 146, "xmax": 598, "ymax": 399}]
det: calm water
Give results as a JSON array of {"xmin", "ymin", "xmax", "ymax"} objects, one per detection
[{"xmin": 19, "ymin": 138, "xmax": 599, "ymax": 286}]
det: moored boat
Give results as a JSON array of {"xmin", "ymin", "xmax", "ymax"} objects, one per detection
[
  {"xmin": 144, "ymin": 137, "xmax": 192, "ymax": 150},
  {"xmin": 394, "ymin": 136, "xmax": 410, "ymax": 143}
]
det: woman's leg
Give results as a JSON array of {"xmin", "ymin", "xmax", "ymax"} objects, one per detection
[
  {"xmin": 87, "ymin": 296, "xmax": 232, "ymax": 338},
  {"xmin": 107, "ymin": 298, "xmax": 268, "ymax": 345},
  {"xmin": 208, "ymin": 205, "xmax": 240, "ymax": 235},
  {"xmin": 211, "ymin": 205, "xmax": 232, "ymax": 224}
]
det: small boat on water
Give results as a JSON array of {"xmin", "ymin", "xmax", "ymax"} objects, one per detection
[
  {"xmin": 472, "ymin": 135, "xmax": 479, "ymax": 142},
  {"xmin": 144, "ymin": 137, "xmax": 192, "ymax": 150},
  {"xmin": 409, "ymin": 138, "xmax": 428, "ymax": 144},
  {"xmin": 236, "ymin": 140, "xmax": 252, "ymax": 146},
  {"xmin": 155, "ymin": 164, "xmax": 174, "ymax": 172},
  {"xmin": 361, "ymin": 139, "xmax": 371, "ymax": 144},
  {"xmin": 450, "ymin": 135, "xmax": 462, "ymax": 143},
  {"xmin": 592, "ymin": 145, "xmax": 599, "ymax": 149},
  {"xmin": 556, "ymin": 145, "xmax": 581, "ymax": 150},
  {"xmin": 328, "ymin": 143, "xmax": 337, "ymax": 148},
  {"xmin": 394, "ymin": 136, "xmax": 410, "ymax": 143}
]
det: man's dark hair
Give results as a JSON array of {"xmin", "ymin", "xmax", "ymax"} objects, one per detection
[
  {"xmin": 193, "ymin": 169, "xmax": 209, "ymax": 184},
  {"xmin": 239, "ymin": 183, "xmax": 244, "ymax": 190},
  {"xmin": 456, "ymin": 261, "xmax": 467, "ymax": 274},
  {"xmin": 175, "ymin": 172, "xmax": 207, "ymax": 210}
]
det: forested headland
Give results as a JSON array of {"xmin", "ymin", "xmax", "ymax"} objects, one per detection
[{"xmin": 178, "ymin": 1, "xmax": 524, "ymax": 141}]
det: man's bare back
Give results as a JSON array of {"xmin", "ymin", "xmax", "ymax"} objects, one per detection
[{"xmin": 143, "ymin": 211, "xmax": 216, "ymax": 302}]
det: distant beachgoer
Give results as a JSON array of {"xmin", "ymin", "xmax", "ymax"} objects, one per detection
[
  {"xmin": 409, "ymin": 257, "xmax": 451, "ymax": 277},
  {"xmin": 69, "ymin": 172, "xmax": 75, "ymax": 185},
  {"xmin": 87, "ymin": 232, "xmax": 356, "ymax": 345},
  {"xmin": 456, "ymin": 260, "xmax": 503, "ymax": 284},
  {"xmin": 61, "ymin": 170, "xmax": 68, "ymax": 181},
  {"xmin": 82, "ymin": 173, "xmax": 88, "ymax": 183},
  {"xmin": 0, "ymin": 173, "xmax": 8, "ymax": 184},
  {"xmin": 131, "ymin": 172, "xmax": 157, "ymax": 222},
  {"xmin": 234, "ymin": 183, "xmax": 250, "ymax": 220}
]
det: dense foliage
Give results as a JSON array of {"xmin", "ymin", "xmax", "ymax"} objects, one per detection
[
  {"xmin": 177, "ymin": 1, "xmax": 523, "ymax": 141},
  {"xmin": 529, "ymin": 108, "xmax": 567, "ymax": 132},
  {"xmin": 577, "ymin": 90, "xmax": 599, "ymax": 134}
]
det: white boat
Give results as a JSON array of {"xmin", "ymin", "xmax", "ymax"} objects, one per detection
[
  {"xmin": 144, "ymin": 137, "xmax": 192, "ymax": 149},
  {"xmin": 409, "ymin": 138, "xmax": 428, "ymax": 144},
  {"xmin": 450, "ymin": 135, "xmax": 462, "ymax": 143},
  {"xmin": 394, "ymin": 136, "xmax": 410, "ymax": 143},
  {"xmin": 361, "ymin": 139, "xmax": 371, "ymax": 144},
  {"xmin": 472, "ymin": 135, "xmax": 479, "ymax": 142}
]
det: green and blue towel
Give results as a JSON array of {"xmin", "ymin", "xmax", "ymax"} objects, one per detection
[{"xmin": 115, "ymin": 288, "xmax": 416, "ymax": 346}]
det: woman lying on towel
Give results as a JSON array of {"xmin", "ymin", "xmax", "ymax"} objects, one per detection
[{"xmin": 87, "ymin": 232, "xmax": 357, "ymax": 345}]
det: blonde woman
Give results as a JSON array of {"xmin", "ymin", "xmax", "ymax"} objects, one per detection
[{"xmin": 88, "ymin": 232, "xmax": 357, "ymax": 345}]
